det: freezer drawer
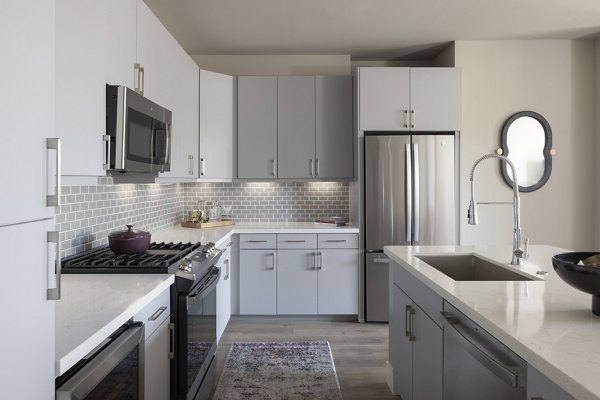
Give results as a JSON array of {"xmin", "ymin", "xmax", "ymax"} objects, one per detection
[{"xmin": 365, "ymin": 252, "xmax": 390, "ymax": 322}]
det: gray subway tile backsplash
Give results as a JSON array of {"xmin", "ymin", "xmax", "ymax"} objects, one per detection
[{"xmin": 55, "ymin": 178, "xmax": 349, "ymax": 258}]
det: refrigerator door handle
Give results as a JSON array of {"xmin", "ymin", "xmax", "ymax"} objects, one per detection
[
  {"xmin": 405, "ymin": 143, "xmax": 412, "ymax": 243},
  {"xmin": 413, "ymin": 143, "xmax": 420, "ymax": 242}
]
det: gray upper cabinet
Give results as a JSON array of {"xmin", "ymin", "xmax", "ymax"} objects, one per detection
[
  {"xmin": 237, "ymin": 76, "xmax": 278, "ymax": 179},
  {"xmin": 316, "ymin": 76, "xmax": 353, "ymax": 178},
  {"xmin": 277, "ymin": 76, "xmax": 316, "ymax": 179},
  {"xmin": 359, "ymin": 67, "xmax": 460, "ymax": 132}
]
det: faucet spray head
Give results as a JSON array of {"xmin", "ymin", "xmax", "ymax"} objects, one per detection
[{"xmin": 467, "ymin": 200, "xmax": 478, "ymax": 225}]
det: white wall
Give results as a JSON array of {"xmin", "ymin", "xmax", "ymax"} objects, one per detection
[
  {"xmin": 191, "ymin": 54, "xmax": 351, "ymax": 75},
  {"xmin": 455, "ymin": 40, "xmax": 596, "ymax": 251}
]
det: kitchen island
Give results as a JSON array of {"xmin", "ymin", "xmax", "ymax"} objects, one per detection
[{"xmin": 385, "ymin": 244, "xmax": 600, "ymax": 400}]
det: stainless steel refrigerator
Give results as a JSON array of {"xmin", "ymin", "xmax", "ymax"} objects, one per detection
[{"xmin": 364, "ymin": 133, "xmax": 457, "ymax": 321}]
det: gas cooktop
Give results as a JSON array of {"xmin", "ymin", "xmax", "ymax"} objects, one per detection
[{"xmin": 61, "ymin": 242, "xmax": 203, "ymax": 274}]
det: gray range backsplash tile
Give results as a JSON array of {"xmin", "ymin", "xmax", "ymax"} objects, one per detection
[{"xmin": 55, "ymin": 179, "xmax": 349, "ymax": 258}]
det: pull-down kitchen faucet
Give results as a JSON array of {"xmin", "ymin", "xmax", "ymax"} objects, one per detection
[{"xmin": 468, "ymin": 153, "xmax": 528, "ymax": 265}]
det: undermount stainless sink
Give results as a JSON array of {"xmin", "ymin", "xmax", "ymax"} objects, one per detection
[{"xmin": 416, "ymin": 254, "xmax": 533, "ymax": 281}]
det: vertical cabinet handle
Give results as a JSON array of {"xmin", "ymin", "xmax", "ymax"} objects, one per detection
[
  {"xmin": 188, "ymin": 155, "xmax": 194, "ymax": 175},
  {"xmin": 315, "ymin": 158, "xmax": 320, "ymax": 176},
  {"xmin": 46, "ymin": 138, "xmax": 61, "ymax": 207},
  {"xmin": 410, "ymin": 109, "xmax": 415, "ymax": 128},
  {"xmin": 47, "ymin": 231, "xmax": 61, "ymax": 300},
  {"xmin": 309, "ymin": 159, "xmax": 314, "ymax": 176},
  {"xmin": 405, "ymin": 305, "xmax": 415, "ymax": 341},
  {"xmin": 200, "ymin": 158, "xmax": 205, "ymax": 176},
  {"xmin": 403, "ymin": 110, "xmax": 409, "ymax": 128},
  {"xmin": 140, "ymin": 66, "xmax": 145, "ymax": 96},
  {"xmin": 317, "ymin": 251, "xmax": 322, "ymax": 270},
  {"xmin": 102, "ymin": 135, "xmax": 111, "ymax": 170},
  {"xmin": 168, "ymin": 323, "xmax": 175, "ymax": 359},
  {"xmin": 268, "ymin": 253, "xmax": 276, "ymax": 271},
  {"xmin": 271, "ymin": 159, "xmax": 277, "ymax": 176},
  {"xmin": 224, "ymin": 259, "xmax": 230, "ymax": 280},
  {"xmin": 134, "ymin": 63, "xmax": 144, "ymax": 95},
  {"xmin": 313, "ymin": 252, "xmax": 318, "ymax": 270}
]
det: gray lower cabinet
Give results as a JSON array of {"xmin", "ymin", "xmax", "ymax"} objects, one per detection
[
  {"xmin": 390, "ymin": 283, "xmax": 443, "ymax": 400},
  {"xmin": 277, "ymin": 250, "xmax": 318, "ymax": 314},
  {"xmin": 318, "ymin": 249, "xmax": 358, "ymax": 314},
  {"xmin": 237, "ymin": 76, "xmax": 278, "ymax": 179},
  {"xmin": 527, "ymin": 365, "xmax": 575, "ymax": 400},
  {"xmin": 144, "ymin": 318, "xmax": 171, "ymax": 400},
  {"xmin": 239, "ymin": 249, "xmax": 277, "ymax": 315}
]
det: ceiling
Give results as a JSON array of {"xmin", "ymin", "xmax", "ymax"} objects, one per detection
[{"xmin": 144, "ymin": 0, "xmax": 600, "ymax": 60}]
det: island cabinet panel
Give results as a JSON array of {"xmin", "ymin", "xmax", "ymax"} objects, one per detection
[
  {"xmin": 527, "ymin": 365, "xmax": 576, "ymax": 400},
  {"xmin": 216, "ymin": 245, "xmax": 232, "ymax": 343},
  {"xmin": 389, "ymin": 259, "xmax": 443, "ymax": 400}
]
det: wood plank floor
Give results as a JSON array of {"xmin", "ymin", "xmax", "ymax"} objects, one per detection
[{"xmin": 213, "ymin": 318, "xmax": 399, "ymax": 400}]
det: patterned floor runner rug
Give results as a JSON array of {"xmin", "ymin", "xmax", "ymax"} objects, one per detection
[{"xmin": 212, "ymin": 341, "xmax": 343, "ymax": 400}]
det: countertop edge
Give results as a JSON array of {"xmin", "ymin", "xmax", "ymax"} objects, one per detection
[
  {"xmin": 55, "ymin": 275, "xmax": 174, "ymax": 376},
  {"xmin": 384, "ymin": 247, "xmax": 598, "ymax": 400}
]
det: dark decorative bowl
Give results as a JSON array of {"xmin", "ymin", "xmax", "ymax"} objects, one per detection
[{"xmin": 552, "ymin": 252, "xmax": 600, "ymax": 316}]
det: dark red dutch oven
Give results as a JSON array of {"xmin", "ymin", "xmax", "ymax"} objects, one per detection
[{"xmin": 108, "ymin": 224, "xmax": 151, "ymax": 253}]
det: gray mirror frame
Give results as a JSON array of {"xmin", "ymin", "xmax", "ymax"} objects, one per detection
[{"xmin": 500, "ymin": 111, "xmax": 552, "ymax": 193}]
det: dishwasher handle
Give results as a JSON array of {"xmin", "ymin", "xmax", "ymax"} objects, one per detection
[{"xmin": 441, "ymin": 312, "xmax": 523, "ymax": 388}]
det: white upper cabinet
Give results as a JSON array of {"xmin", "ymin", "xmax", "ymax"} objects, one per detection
[
  {"xmin": 359, "ymin": 67, "xmax": 461, "ymax": 132},
  {"xmin": 137, "ymin": 0, "xmax": 199, "ymax": 179},
  {"xmin": 2, "ymin": 0, "xmax": 57, "ymax": 224},
  {"xmin": 277, "ymin": 76, "xmax": 316, "ymax": 179},
  {"xmin": 55, "ymin": 0, "xmax": 136, "ymax": 177},
  {"xmin": 315, "ymin": 76, "xmax": 353, "ymax": 179},
  {"xmin": 198, "ymin": 70, "xmax": 234, "ymax": 180},
  {"xmin": 237, "ymin": 76, "xmax": 278, "ymax": 179}
]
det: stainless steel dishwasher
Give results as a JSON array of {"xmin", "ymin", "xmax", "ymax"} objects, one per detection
[{"xmin": 442, "ymin": 302, "xmax": 527, "ymax": 400}]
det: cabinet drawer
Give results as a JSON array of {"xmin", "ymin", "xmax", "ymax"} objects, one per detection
[
  {"xmin": 239, "ymin": 234, "xmax": 276, "ymax": 249},
  {"xmin": 134, "ymin": 286, "xmax": 171, "ymax": 340},
  {"xmin": 277, "ymin": 234, "xmax": 317, "ymax": 249},
  {"xmin": 318, "ymin": 234, "xmax": 358, "ymax": 249}
]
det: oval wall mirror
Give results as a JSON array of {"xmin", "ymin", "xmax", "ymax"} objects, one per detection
[{"xmin": 500, "ymin": 111, "xmax": 552, "ymax": 192}]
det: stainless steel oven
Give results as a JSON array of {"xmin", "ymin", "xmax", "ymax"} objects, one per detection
[
  {"xmin": 105, "ymin": 84, "xmax": 171, "ymax": 174},
  {"xmin": 174, "ymin": 264, "xmax": 220, "ymax": 400},
  {"xmin": 56, "ymin": 321, "xmax": 145, "ymax": 400}
]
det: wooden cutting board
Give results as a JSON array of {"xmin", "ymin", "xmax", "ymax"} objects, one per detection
[{"xmin": 181, "ymin": 219, "xmax": 235, "ymax": 229}]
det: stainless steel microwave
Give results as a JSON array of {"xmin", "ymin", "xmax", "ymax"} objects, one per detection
[{"xmin": 105, "ymin": 85, "xmax": 171, "ymax": 173}]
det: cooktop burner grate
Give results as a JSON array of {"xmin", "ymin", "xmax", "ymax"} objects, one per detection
[{"xmin": 62, "ymin": 242, "xmax": 203, "ymax": 273}]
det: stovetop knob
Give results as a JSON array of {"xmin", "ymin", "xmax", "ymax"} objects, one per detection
[{"xmin": 179, "ymin": 258, "xmax": 192, "ymax": 272}]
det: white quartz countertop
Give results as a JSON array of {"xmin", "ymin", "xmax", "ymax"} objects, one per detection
[
  {"xmin": 384, "ymin": 244, "xmax": 600, "ymax": 400},
  {"xmin": 55, "ymin": 274, "xmax": 174, "ymax": 376},
  {"xmin": 152, "ymin": 222, "xmax": 359, "ymax": 248}
]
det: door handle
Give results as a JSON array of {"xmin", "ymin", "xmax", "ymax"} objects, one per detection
[
  {"xmin": 200, "ymin": 158, "xmax": 206, "ymax": 176},
  {"xmin": 326, "ymin": 239, "xmax": 346, "ymax": 243},
  {"xmin": 188, "ymin": 155, "xmax": 194, "ymax": 175},
  {"xmin": 315, "ymin": 158, "xmax": 320, "ymax": 176},
  {"xmin": 403, "ymin": 110, "xmax": 409, "ymax": 128},
  {"xmin": 271, "ymin": 159, "xmax": 277, "ymax": 176},
  {"xmin": 285, "ymin": 240, "xmax": 306, "ymax": 243},
  {"xmin": 410, "ymin": 109, "xmax": 415, "ymax": 128},
  {"xmin": 313, "ymin": 252, "xmax": 318, "ymax": 270},
  {"xmin": 148, "ymin": 306, "xmax": 167, "ymax": 321},
  {"xmin": 168, "ymin": 323, "xmax": 175, "ymax": 359},
  {"xmin": 47, "ymin": 231, "xmax": 61, "ymax": 300},
  {"xmin": 317, "ymin": 252, "xmax": 322, "ymax": 270},
  {"xmin": 373, "ymin": 257, "xmax": 389, "ymax": 264},
  {"xmin": 309, "ymin": 159, "xmax": 314, "ymax": 176},
  {"xmin": 413, "ymin": 143, "xmax": 420, "ymax": 242},
  {"xmin": 102, "ymin": 135, "xmax": 111, "ymax": 171},
  {"xmin": 46, "ymin": 138, "xmax": 61, "ymax": 207},
  {"xmin": 404, "ymin": 305, "xmax": 413, "ymax": 339},
  {"xmin": 224, "ymin": 259, "xmax": 230, "ymax": 280},
  {"xmin": 405, "ymin": 143, "xmax": 412, "ymax": 243},
  {"xmin": 268, "ymin": 253, "xmax": 276, "ymax": 270}
]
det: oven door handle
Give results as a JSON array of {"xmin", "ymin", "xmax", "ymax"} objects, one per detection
[
  {"xmin": 56, "ymin": 323, "xmax": 145, "ymax": 400},
  {"xmin": 188, "ymin": 267, "xmax": 221, "ymax": 302}
]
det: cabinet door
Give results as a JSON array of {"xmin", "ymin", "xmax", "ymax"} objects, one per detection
[
  {"xmin": 527, "ymin": 365, "xmax": 575, "ymax": 400},
  {"xmin": 198, "ymin": 70, "xmax": 234, "ymax": 180},
  {"xmin": 237, "ymin": 76, "xmax": 278, "ymax": 179},
  {"xmin": 410, "ymin": 68, "xmax": 461, "ymax": 131},
  {"xmin": 359, "ymin": 68, "xmax": 410, "ymax": 131},
  {"xmin": 412, "ymin": 304, "xmax": 443, "ymax": 400},
  {"xmin": 277, "ymin": 250, "xmax": 318, "ymax": 314},
  {"xmin": 138, "ymin": 0, "xmax": 199, "ymax": 179},
  {"xmin": 216, "ymin": 256, "xmax": 231, "ymax": 343},
  {"xmin": 0, "ymin": 219, "xmax": 55, "ymax": 399},
  {"xmin": 239, "ymin": 250, "xmax": 277, "ymax": 315},
  {"xmin": 144, "ymin": 318, "xmax": 171, "ymax": 400},
  {"xmin": 389, "ymin": 283, "xmax": 412, "ymax": 400},
  {"xmin": 277, "ymin": 76, "xmax": 316, "ymax": 178},
  {"xmin": 2, "ymin": 0, "xmax": 56, "ymax": 224},
  {"xmin": 315, "ymin": 76, "xmax": 353, "ymax": 179},
  {"xmin": 55, "ymin": 0, "xmax": 136, "ymax": 177},
  {"xmin": 318, "ymin": 249, "xmax": 358, "ymax": 314}
]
